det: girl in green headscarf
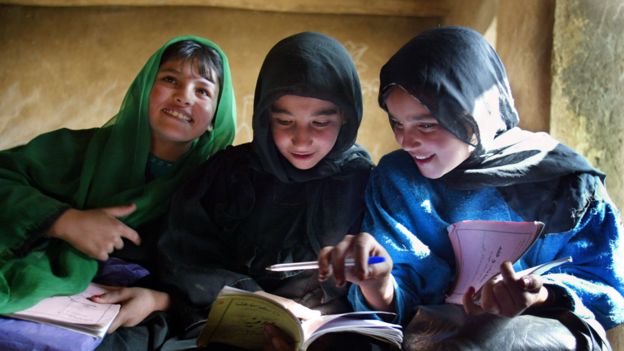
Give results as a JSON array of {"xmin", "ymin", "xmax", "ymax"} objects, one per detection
[{"xmin": 0, "ymin": 35, "xmax": 236, "ymax": 319}]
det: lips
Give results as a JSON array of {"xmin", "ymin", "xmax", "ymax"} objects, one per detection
[
  {"xmin": 412, "ymin": 154, "xmax": 434, "ymax": 163},
  {"xmin": 291, "ymin": 152, "xmax": 313, "ymax": 159},
  {"xmin": 163, "ymin": 108, "xmax": 192, "ymax": 123}
]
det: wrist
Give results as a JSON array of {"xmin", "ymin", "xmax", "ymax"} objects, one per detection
[
  {"xmin": 153, "ymin": 290, "xmax": 171, "ymax": 311},
  {"xmin": 359, "ymin": 274, "xmax": 395, "ymax": 311},
  {"xmin": 536, "ymin": 285, "xmax": 550, "ymax": 306},
  {"xmin": 47, "ymin": 208, "xmax": 76, "ymax": 239}
]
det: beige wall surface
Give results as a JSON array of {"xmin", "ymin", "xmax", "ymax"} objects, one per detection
[
  {"xmin": 0, "ymin": 5, "xmax": 439, "ymax": 163},
  {"xmin": 551, "ymin": 0, "xmax": 624, "ymax": 211},
  {"xmin": 496, "ymin": 0, "xmax": 554, "ymax": 133}
]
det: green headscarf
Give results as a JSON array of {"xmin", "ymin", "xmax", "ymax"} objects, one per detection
[{"xmin": 0, "ymin": 35, "xmax": 236, "ymax": 312}]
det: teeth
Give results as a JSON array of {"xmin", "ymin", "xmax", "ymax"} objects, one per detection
[{"xmin": 164, "ymin": 108, "xmax": 191, "ymax": 122}]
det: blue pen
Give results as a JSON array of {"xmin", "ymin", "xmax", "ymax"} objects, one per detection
[{"xmin": 266, "ymin": 256, "xmax": 386, "ymax": 272}]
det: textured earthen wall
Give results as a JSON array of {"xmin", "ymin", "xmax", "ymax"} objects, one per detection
[
  {"xmin": 0, "ymin": 5, "xmax": 439, "ymax": 162},
  {"xmin": 551, "ymin": 0, "xmax": 624, "ymax": 212},
  {"xmin": 497, "ymin": 0, "xmax": 555, "ymax": 133}
]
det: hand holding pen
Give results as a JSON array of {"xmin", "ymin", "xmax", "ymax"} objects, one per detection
[{"xmin": 316, "ymin": 232, "xmax": 395, "ymax": 312}]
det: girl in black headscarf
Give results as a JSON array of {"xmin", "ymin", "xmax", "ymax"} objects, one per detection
[
  {"xmin": 318, "ymin": 26, "xmax": 623, "ymax": 350},
  {"xmin": 156, "ymin": 32, "xmax": 374, "ymax": 348}
]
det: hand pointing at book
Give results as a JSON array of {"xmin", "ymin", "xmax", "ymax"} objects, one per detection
[
  {"xmin": 318, "ymin": 233, "xmax": 395, "ymax": 312},
  {"xmin": 463, "ymin": 261, "xmax": 549, "ymax": 317}
]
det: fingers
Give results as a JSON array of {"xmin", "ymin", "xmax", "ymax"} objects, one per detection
[
  {"xmin": 479, "ymin": 279, "xmax": 501, "ymax": 315},
  {"xmin": 119, "ymin": 225, "xmax": 141, "ymax": 246},
  {"xmin": 108, "ymin": 315, "xmax": 123, "ymax": 333},
  {"xmin": 480, "ymin": 261, "xmax": 547, "ymax": 317},
  {"xmin": 462, "ymin": 286, "xmax": 482, "ymax": 315},
  {"xmin": 90, "ymin": 287, "xmax": 129, "ymax": 304},
  {"xmin": 520, "ymin": 274, "xmax": 543, "ymax": 293},
  {"xmin": 492, "ymin": 281, "xmax": 517, "ymax": 316},
  {"xmin": 318, "ymin": 246, "xmax": 334, "ymax": 281},
  {"xmin": 101, "ymin": 203, "xmax": 137, "ymax": 218},
  {"xmin": 113, "ymin": 236, "xmax": 124, "ymax": 250},
  {"xmin": 351, "ymin": 233, "xmax": 375, "ymax": 281},
  {"xmin": 263, "ymin": 324, "xmax": 295, "ymax": 351},
  {"xmin": 358, "ymin": 232, "xmax": 392, "ymax": 280},
  {"xmin": 499, "ymin": 261, "xmax": 517, "ymax": 282},
  {"xmin": 329, "ymin": 234, "xmax": 356, "ymax": 287},
  {"xmin": 93, "ymin": 251, "xmax": 110, "ymax": 261},
  {"xmin": 101, "ymin": 204, "xmax": 141, "ymax": 246},
  {"xmin": 318, "ymin": 233, "xmax": 392, "ymax": 285}
]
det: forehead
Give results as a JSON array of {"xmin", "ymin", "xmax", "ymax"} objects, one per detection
[
  {"xmin": 272, "ymin": 94, "xmax": 338, "ymax": 110},
  {"xmin": 385, "ymin": 86, "xmax": 433, "ymax": 120},
  {"xmin": 159, "ymin": 57, "xmax": 217, "ymax": 83}
]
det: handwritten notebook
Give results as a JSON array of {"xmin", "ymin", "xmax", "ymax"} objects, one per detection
[
  {"xmin": 6, "ymin": 283, "xmax": 120, "ymax": 338},
  {"xmin": 445, "ymin": 220, "xmax": 544, "ymax": 304}
]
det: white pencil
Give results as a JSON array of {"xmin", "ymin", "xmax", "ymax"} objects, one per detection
[{"xmin": 266, "ymin": 256, "xmax": 385, "ymax": 272}]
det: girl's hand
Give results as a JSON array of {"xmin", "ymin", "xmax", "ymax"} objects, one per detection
[
  {"xmin": 463, "ymin": 261, "xmax": 549, "ymax": 317},
  {"xmin": 90, "ymin": 286, "xmax": 171, "ymax": 333},
  {"xmin": 48, "ymin": 204, "xmax": 141, "ymax": 260},
  {"xmin": 263, "ymin": 324, "xmax": 295, "ymax": 351},
  {"xmin": 318, "ymin": 232, "xmax": 394, "ymax": 311}
]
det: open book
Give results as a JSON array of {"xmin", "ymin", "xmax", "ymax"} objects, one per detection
[
  {"xmin": 445, "ymin": 220, "xmax": 572, "ymax": 304},
  {"xmin": 6, "ymin": 283, "xmax": 120, "ymax": 338},
  {"xmin": 197, "ymin": 286, "xmax": 403, "ymax": 350}
]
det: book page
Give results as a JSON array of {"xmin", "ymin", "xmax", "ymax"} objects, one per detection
[
  {"xmin": 301, "ymin": 311, "xmax": 402, "ymax": 350},
  {"xmin": 8, "ymin": 283, "xmax": 120, "ymax": 338},
  {"xmin": 516, "ymin": 256, "xmax": 572, "ymax": 276},
  {"xmin": 445, "ymin": 220, "xmax": 543, "ymax": 304},
  {"xmin": 197, "ymin": 287, "xmax": 304, "ymax": 350}
]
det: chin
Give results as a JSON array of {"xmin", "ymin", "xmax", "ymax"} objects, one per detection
[
  {"xmin": 417, "ymin": 167, "xmax": 445, "ymax": 180},
  {"xmin": 291, "ymin": 160, "xmax": 319, "ymax": 170}
]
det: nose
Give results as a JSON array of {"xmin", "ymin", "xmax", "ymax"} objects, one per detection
[
  {"xmin": 399, "ymin": 127, "xmax": 421, "ymax": 150},
  {"xmin": 291, "ymin": 125, "xmax": 312, "ymax": 146},
  {"xmin": 174, "ymin": 87, "xmax": 193, "ymax": 106}
]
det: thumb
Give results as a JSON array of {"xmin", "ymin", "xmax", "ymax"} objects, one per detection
[
  {"xmin": 101, "ymin": 203, "xmax": 137, "ymax": 218},
  {"xmin": 90, "ymin": 289, "xmax": 127, "ymax": 304},
  {"xmin": 520, "ymin": 274, "xmax": 543, "ymax": 293}
]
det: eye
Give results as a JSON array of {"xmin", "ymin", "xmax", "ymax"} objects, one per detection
[
  {"xmin": 312, "ymin": 120, "xmax": 331, "ymax": 127},
  {"xmin": 161, "ymin": 75, "xmax": 176, "ymax": 84},
  {"xmin": 272, "ymin": 118, "xmax": 292, "ymax": 127},
  {"xmin": 390, "ymin": 119, "xmax": 404, "ymax": 130},
  {"xmin": 418, "ymin": 122, "xmax": 438, "ymax": 133},
  {"xmin": 197, "ymin": 88, "xmax": 212, "ymax": 98}
]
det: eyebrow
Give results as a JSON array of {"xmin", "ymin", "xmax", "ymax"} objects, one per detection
[
  {"xmin": 157, "ymin": 67, "xmax": 216, "ymax": 85},
  {"xmin": 314, "ymin": 108, "xmax": 339, "ymax": 116},
  {"xmin": 388, "ymin": 112, "xmax": 435, "ymax": 122},
  {"xmin": 269, "ymin": 106, "xmax": 339, "ymax": 116},
  {"xmin": 269, "ymin": 105, "xmax": 289, "ymax": 115}
]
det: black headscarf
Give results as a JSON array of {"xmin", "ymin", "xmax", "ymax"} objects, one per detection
[
  {"xmin": 158, "ymin": 32, "xmax": 373, "ymax": 327},
  {"xmin": 252, "ymin": 32, "xmax": 369, "ymax": 183},
  {"xmin": 379, "ymin": 26, "xmax": 604, "ymax": 233}
]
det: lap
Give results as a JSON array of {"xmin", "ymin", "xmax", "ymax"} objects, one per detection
[{"xmin": 403, "ymin": 304, "xmax": 610, "ymax": 351}]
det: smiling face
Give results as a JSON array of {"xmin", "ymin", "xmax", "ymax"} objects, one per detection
[
  {"xmin": 148, "ymin": 58, "xmax": 219, "ymax": 161},
  {"xmin": 384, "ymin": 86, "xmax": 474, "ymax": 179},
  {"xmin": 270, "ymin": 95, "xmax": 343, "ymax": 170}
]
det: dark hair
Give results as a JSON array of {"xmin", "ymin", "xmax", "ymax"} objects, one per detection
[{"xmin": 160, "ymin": 40, "xmax": 224, "ymax": 90}]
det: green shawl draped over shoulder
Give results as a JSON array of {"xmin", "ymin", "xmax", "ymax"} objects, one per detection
[{"xmin": 0, "ymin": 35, "xmax": 236, "ymax": 312}]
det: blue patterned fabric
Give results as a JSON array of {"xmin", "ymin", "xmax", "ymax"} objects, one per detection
[{"xmin": 349, "ymin": 150, "xmax": 624, "ymax": 330}]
